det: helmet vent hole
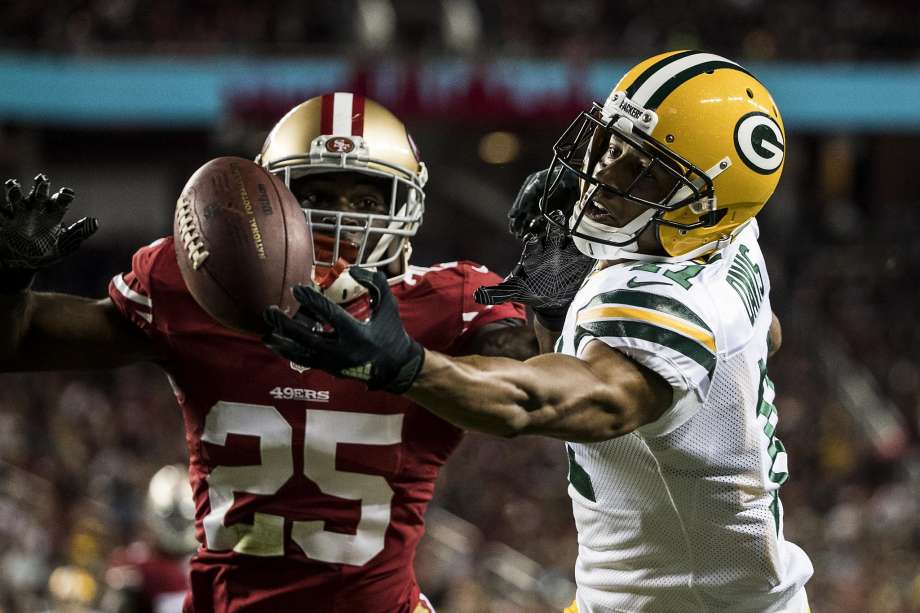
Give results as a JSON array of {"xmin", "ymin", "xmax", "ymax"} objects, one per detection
[
  {"xmin": 666, "ymin": 134, "xmax": 675, "ymax": 143},
  {"xmin": 705, "ymin": 69, "xmax": 714, "ymax": 74},
  {"xmin": 746, "ymin": 88, "xmax": 754, "ymax": 98}
]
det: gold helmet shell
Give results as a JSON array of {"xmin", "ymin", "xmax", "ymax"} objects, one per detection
[
  {"xmin": 257, "ymin": 93, "xmax": 427, "ymax": 269},
  {"xmin": 145, "ymin": 464, "xmax": 196, "ymax": 555},
  {"xmin": 549, "ymin": 50, "xmax": 785, "ymax": 262}
]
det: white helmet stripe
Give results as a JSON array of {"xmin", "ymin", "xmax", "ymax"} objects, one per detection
[
  {"xmin": 631, "ymin": 53, "xmax": 742, "ymax": 107},
  {"xmin": 332, "ymin": 92, "xmax": 354, "ymax": 135}
]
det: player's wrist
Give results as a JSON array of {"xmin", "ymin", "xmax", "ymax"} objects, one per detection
[
  {"xmin": 534, "ymin": 305, "xmax": 568, "ymax": 331},
  {"xmin": 381, "ymin": 338, "xmax": 425, "ymax": 394}
]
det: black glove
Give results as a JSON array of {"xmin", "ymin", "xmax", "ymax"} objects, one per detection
[
  {"xmin": 0, "ymin": 174, "xmax": 99, "ymax": 292},
  {"xmin": 262, "ymin": 267, "xmax": 425, "ymax": 393},
  {"xmin": 508, "ymin": 166, "xmax": 580, "ymax": 240},
  {"xmin": 476, "ymin": 212, "xmax": 595, "ymax": 330}
]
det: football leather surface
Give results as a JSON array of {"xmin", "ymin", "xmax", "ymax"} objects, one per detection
[{"xmin": 173, "ymin": 156, "xmax": 313, "ymax": 333}]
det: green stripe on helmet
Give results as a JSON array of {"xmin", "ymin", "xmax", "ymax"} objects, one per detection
[
  {"xmin": 643, "ymin": 60, "xmax": 755, "ymax": 109},
  {"xmin": 624, "ymin": 50, "xmax": 700, "ymax": 99}
]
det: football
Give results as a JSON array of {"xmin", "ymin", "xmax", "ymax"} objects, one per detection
[{"xmin": 173, "ymin": 156, "xmax": 313, "ymax": 334}]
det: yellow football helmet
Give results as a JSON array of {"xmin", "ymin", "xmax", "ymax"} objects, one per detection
[
  {"xmin": 256, "ymin": 92, "xmax": 428, "ymax": 271},
  {"xmin": 547, "ymin": 50, "xmax": 785, "ymax": 261}
]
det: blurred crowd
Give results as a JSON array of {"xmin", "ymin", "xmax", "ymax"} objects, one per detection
[
  {"xmin": 0, "ymin": 368, "xmax": 186, "ymax": 612},
  {"xmin": 1, "ymin": 0, "xmax": 918, "ymax": 61}
]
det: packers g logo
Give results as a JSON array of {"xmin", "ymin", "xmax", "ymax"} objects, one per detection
[{"xmin": 733, "ymin": 112, "xmax": 785, "ymax": 175}]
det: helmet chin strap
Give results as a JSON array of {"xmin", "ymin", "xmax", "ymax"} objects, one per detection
[
  {"xmin": 570, "ymin": 196, "xmax": 657, "ymax": 260},
  {"xmin": 319, "ymin": 240, "xmax": 413, "ymax": 305}
]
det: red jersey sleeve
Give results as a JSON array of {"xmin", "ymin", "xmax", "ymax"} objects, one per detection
[
  {"xmin": 395, "ymin": 261, "xmax": 527, "ymax": 356},
  {"xmin": 455, "ymin": 261, "xmax": 526, "ymax": 338},
  {"xmin": 107, "ymin": 237, "xmax": 171, "ymax": 337}
]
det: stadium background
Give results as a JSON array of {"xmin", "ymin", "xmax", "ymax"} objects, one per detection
[{"xmin": 1, "ymin": 1, "xmax": 920, "ymax": 611}]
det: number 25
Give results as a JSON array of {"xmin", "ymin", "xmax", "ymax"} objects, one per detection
[{"xmin": 201, "ymin": 401, "xmax": 402, "ymax": 566}]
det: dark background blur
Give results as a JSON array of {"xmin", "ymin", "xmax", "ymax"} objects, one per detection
[{"xmin": 1, "ymin": 2, "xmax": 920, "ymax": 612}]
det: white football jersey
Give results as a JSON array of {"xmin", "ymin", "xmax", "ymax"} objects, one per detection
[{"xmin": 558, "ymin": 220, "xmax": 812, "ymax": 612}]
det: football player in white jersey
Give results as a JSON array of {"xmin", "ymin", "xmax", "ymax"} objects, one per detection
[{"xmin": 263, "ymin": 50, "xmax": 814, "ymax": 612}]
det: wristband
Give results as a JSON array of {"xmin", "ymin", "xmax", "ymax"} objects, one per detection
[{"xmin": 382, "ymin": 340, "xmax": 426, "ymax": 394}]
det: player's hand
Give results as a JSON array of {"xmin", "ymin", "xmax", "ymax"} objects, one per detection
[
  {"xmin": 262, "ymin": 267, "xmax": 425, "ymax": 394},
  {"xmin": 0, "ymin": 174, "xmax": 99, "ymax": 289},
  {"xmin": 508, "ymin": 166, "xmax": 580, "ymax": 239},
  {"xmin": 476, "ymin": 211, "xmax": 595, "ymax": 330}
]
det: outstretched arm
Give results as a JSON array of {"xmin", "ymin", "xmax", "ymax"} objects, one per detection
[
  {"xmin": 0, "ymin": 292, "xmax": 162, "ymax": 371},
  {"xmin": 0, "ymin": 174, "xmax": 162, "ymax": 372},
  {"xmin": 263, "ymin": 268, "xmax": 671, "ymax": 442},
  {"xmin": 407, "ymin": 339, "xmax": 671, "ymax": 441}
]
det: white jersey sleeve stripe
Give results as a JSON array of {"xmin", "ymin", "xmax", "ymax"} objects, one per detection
[{"xmin": 113, "ymin": 273, "xmax": 152, "ymax": 308}]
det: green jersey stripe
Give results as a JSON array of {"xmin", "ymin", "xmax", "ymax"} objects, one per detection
[
  {"xmin": 567, "ymin": 445, "xmax": 596, "ymax": 502},
  {"xmin": 576, "ymin": 319, "xmax": 716, "ymax": 375},
  {"xmin": 770, "ymin": 471, "xmax": 789, "ymax": 485},
  {"xmin": 584, "ymin": 289, "xmax": 712, "ymax": 333},
  {"xmin": 770, "ymin": 492, "xmax": 781, "ymax": 535}
]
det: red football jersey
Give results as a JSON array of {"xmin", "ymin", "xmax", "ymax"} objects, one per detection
[
  {"xmin": 108, "ymin": 237, "xmax": 525, "ymax": 613},
  {"xmin": 106, "ymin": 542, "xmax": 189, "ymax": 613}
]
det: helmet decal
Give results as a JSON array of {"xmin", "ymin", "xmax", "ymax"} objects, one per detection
[
  {"xmin": 325, "ymin": 136, "xmax": 356, "ymax": 153},
  {"xmin": 734, "ymin": 112, "xmax": 785, "ymax": 175},
  {"xmin": 320, "ymin": 92, "xmax": 366, "ymax": 136}
]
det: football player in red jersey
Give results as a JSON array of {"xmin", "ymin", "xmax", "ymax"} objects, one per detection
[
  {"xmin": 102, "ymin": 465, "xmax": 195, "ymax": 613},
  {"xmin": 0, "ymin": 93, "xmax": 535, "ymax": 612}
]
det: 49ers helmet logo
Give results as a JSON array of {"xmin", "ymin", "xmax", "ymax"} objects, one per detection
[
  {"xmin": 733, "ymin": 112, "xmax": 785, "ymax": 175},
  {"xmin": 325, "ymin": 137, "xmax": 355, "ymax": 154}
]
